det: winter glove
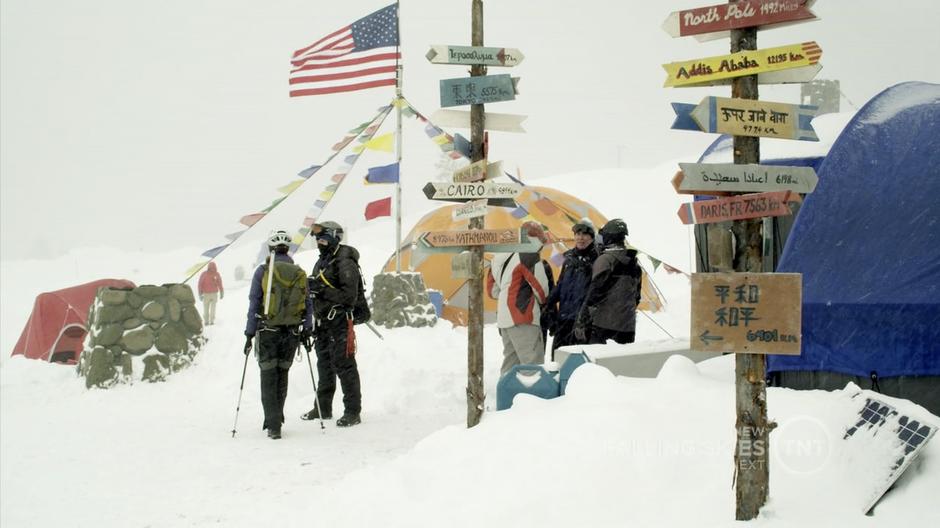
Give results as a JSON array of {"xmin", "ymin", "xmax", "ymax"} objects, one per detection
[
  {"xmin": 573, "ymin": 321, "xmax": 587, "ymax": 342},
  {"xmin": 243, "ymin": 335, "xmax": 253, "ymax": 356},
  {"xmin": 301, "ymin": 328, "xmax": 314, "ymax": 352}
]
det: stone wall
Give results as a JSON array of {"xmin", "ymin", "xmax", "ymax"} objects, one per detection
[
  {"xmin": 78, "ymin": 284, "xmax": 205, "ymax": 388},
  {"xmin": 369, "ymin": 272, "xmax": 438, "ymax": 329}
]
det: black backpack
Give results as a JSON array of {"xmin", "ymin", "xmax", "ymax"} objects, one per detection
[{"xmin": 351, "ymin": 263, "xmax": 371, "ymax": 325}]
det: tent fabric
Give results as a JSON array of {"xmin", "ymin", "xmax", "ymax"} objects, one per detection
[
  {"xmin": 384, "ymin": 185, "xmax": 665, "ymax": 326},
  {"xmin": 768, "ymin": 82, "xmax": 940, "ymax": 378},
  {"xmin": 11, "ymin": 278, "xmax": 136, "ymax": 364}
]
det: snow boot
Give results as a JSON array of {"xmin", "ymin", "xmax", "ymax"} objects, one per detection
[
  {"xmin": 336, "ymin": 414, "xmax": 361, "ymax": 428},
  {"xmin": 267, "ymin": 427, "xmax": 282, "ymax": 439},
  {"xmin": 301, "ymin": 406, "xmax": 332, "ymax": 421}
]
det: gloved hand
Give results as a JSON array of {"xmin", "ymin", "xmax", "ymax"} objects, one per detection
[
  {"xmin": 301, "ymin": 328, "xmax": 314, "ymax": 351},
  {"xmin": 573, "ymin": 322, "xmax": 587, "ymax": 342},
  {"xmin": 243, "ymin": 335, "xmax": 254, "ymax": 356},
  {"xmin": 220, "ymin": 292, "xmax": 225, "ymax": 300}
]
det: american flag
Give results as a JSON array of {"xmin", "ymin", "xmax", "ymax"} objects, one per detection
[{"xmin": 289, "ymin": 4, "xmax": 400, "ymax": 97}]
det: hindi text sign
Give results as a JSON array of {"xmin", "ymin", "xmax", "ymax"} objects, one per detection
[{"xmin": 691, "ymin": 273, "xmax": 801, "ymax": 355}]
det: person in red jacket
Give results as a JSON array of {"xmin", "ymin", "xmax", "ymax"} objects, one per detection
[{"xmin": 198, "ymin": 262, "xmax": 224, "ymax": 325}]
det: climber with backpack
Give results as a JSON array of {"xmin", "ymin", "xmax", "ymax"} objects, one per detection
[
  {"xmin": 300, "ymin": 221, "xmax": 368, "ymax": 428},
  {"xmin": 244, "ymin": 230, "xmax": 312, "ymax": 440}
]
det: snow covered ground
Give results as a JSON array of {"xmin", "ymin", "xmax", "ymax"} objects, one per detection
[{"xmin": 2, "ymin": 167, "xmax": 939, "ymax": 527}]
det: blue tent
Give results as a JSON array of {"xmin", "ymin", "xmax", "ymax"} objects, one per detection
[{"xmin": 697, "ymin": 82, "xmax": 940, "ymax": 414}]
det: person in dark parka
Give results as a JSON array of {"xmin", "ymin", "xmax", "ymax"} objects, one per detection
[
  {"xmin": 575, "ymin": 219, "xmax": 642, "ymax": 345},
  {"xmin": 543, "ymin": 221, "xmax": 599, "ymax": 357},
  {"xmin": 301, "ymin": 221, "xmax": 364, "ymax": 427}
]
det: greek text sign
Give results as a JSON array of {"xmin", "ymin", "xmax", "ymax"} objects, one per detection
[
  {"xmin": 663, "ymin": 41, "xmax": 821, "ymax": 87},
  {"xmin": 691, "ymin": 273, "xmax": 801, "ymax": 355},
  {"xmin": 426, "ymin": 45, "xmax": 524, "ymax": 67}
]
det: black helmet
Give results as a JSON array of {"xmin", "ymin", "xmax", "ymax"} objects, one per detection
[
  {"xmin": 599, "ymin": 218, "xmax": 628, "ymax": 243},
  {"xmin": 571, "ymin": 222, "xmax": 595, "ymax": 238},
  {"xmin": 312, "ymin": 221, "xmax": 344, "ymax": 246}
]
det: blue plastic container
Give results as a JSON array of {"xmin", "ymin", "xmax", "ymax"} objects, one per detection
[
  {"xmin": 427, "ymin": 290, "xmax": 443, "ymax": 317},
  {"xmin": 496, "ymin": 364, "xmax": 560, "ymax": 411},
  {"xmin": 559, "ymin": 351, "xmax": 590, "ymax": 395}
]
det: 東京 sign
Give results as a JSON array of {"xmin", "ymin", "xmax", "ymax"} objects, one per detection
[
  {"xmin": 691, "ymin": 273, "xmax": 802, "ymax": 355},
  {"xmin": 440, "ymin": 74, "xmax": 520, "ymax": 108}
]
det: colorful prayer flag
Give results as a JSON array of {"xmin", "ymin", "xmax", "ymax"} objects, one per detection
[
  {"xmin": 365, "ymin": 162, "xmax": 400, "ymax": 184},
  {"xmin": 289, "ymin": 4, "xmax": 400, "ymax": 97},
  {"xmin": 364, "ymin": 196, "xmax": 392, "ymax": 220}
]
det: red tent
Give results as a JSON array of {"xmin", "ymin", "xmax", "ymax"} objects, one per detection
[{"xmin": 11, "ymin": 279, "xmax": 136, "ymax": 364}]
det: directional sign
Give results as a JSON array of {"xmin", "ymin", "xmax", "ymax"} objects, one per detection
[
  {"xmin": 672, "ymin": 96, "xmax": 819, "ymax": 141},
  {"xmin": 414, "ymin": 232, "xmax": 542, "ymax": 255},
  {"xmin": 691, "ymin": 273, "xmax": 801, "ymax": 355},
  {"xmin": 673, "ymin": 163, "xmax": 818, "ymax": 195},
  {"xmin": 676, "ymin": 63, "xmax": 822, "ymax": 88},
  {"xmin": 662, "ymin": 0, "xmax": 817, "ymax": 39},
  {"xmin": 452, "ymin": 198, "xmax": 488, "ymax": 221},
  {"xmin": 663, "ymin": 41, "xmax": 822, "ymax": 87},
  {"xmin": 430, "ymin": 109, "xmax": 527, "ymax": 133},
  {"xmin": 453, "ymin": 160, "xmax": 503, "ymax": 183},
  {"xmin": 426, "ymin": 45, "xmax": 525, "ymax": 67},
  {"xmin": 440, "ymin": 74, "xmax": 519, "ymax": 108},
  {"xmin": 677, "ymin": 191, "xmax": 801, "ymax": 225},
  {"xmin": 419, "ymin": 229, "xmax": 520, "ymax": 248},
  {"xmin": 423, "ymin": 181, "xmax": 521, "ymax": 207},
  {"xmin": 451, "ymin": 251, "xmax": 475, "ymax": 279}
]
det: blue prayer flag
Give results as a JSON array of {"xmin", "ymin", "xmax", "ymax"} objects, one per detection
[{"xmin": 365, "ymin": 162, "xmax": 400, "ymax": 184}]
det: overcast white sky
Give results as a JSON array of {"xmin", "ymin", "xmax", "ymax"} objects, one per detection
[{"xmin": 2, "ymin": 0, "xmax": 938, "ymax": 260}]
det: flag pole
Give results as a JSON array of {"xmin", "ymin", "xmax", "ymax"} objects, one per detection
[{"xmin": 394, "ymin": 0, "xmax": 403, "ymax": 272}]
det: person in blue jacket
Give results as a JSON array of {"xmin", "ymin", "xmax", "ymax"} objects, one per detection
[
  {"xmin": 543, "ymin": 221, "xmax": 598, "ymax": 357},
  {"xmin": 244, "ymin": 230, "xmax": 313, "ymax": 439}
]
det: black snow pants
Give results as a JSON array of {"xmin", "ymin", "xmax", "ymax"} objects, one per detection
[
  {"xmin": 314, "ymin": 317, "xmax": 361, "ymax": 416},
  {"xmin": 257, "ymin": 325, "xmax": 299, "ymax": 431}
]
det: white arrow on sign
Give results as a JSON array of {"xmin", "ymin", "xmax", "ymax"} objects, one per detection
[
  {"xmin": 452, "ymin": 198, "xmax": 488, "ymax": 221},
  {"xmin": 430, "ymin": 109, "xmax": 527, "ymax": 134}
]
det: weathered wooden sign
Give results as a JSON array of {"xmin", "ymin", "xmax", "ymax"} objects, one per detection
[
  {"xmin": 426, "ymin": 45, "xmax": 525, "ymax": 67},
  {"xmin": 430, "ymin": 109, "xmax": 527, "ymax": 133},
  {"xmin": 453, "ymin": 160, "xmax": 503, "ymax": 183},
  {"xmin": 673, "ymin": 163, "xmax": 818, "ymax": 195},
  {"xmin": 676, "ymin": 191, "xmax": 801, "ymax": 225},
  {"xmin": 440, "ymin": 74, "xmax": 519, "ymax": 107},
  {"xmin": 423, "ymin": 181, "xmax": 521, "ymax": 203},
  {"xmin": 691, "ymin": 273, "xmax": 801, "ymax": 355},
  {"xmin": 662, "ymin": 0, "xmax": 817, "ymax": 40},
  {"xmin": 451, "ymin": 251, "xmax": 475, "ymax": 279},
  {"xmin": 419, "ymin": 228, "xmax": 520, "ymax": 248},
  {"xmin": 415, "ymin": 232, "xmax": 542, "ymax": 254},
  {"xmin": 452, "ymin": 198, "xmax": 488, "ymax": 221},
  {"xmin": 672, "ymin": 96, "xmax": 819, "ymax": 141},
  {"xmin": 663, "ymin": 41, "xmax": 822, "ymax": 87}
]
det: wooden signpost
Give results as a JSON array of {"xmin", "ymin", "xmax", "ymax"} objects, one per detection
[
  {"xmin": 672, "ymin": 96, "xmax": 819, "ymax": 141},
  {"xmin": 677, "ymin": 191, "xmax": 799, "ymax": 225},
  {"xmin": 430, "ymin": 109, "xmax": 527, "ymax": 133},
  {"xmin": 426, "ymin": 45, "xmax": 525, "ymax": 67},
  {"xmin": 415, "ymin": 230, "xmax": 542, "ymax": 255},
  {"xmin": 662, "ymin": 0, "xmax": 817, "ymax": 40},
  {"xmin": 453, "ymin": 160, "xmax": 503, "ymax": 183},
  {"xmin": 690, "ymin": 273, "xmax": 801, "ymax": 355},
  {"xmin": 419, "ymin": 228, "xmax": 520, "ymax": 248},
  {"xmin": 440, "ymin": 74, "xmax": 519, "ymax": 107},
  {"xmin": 662, "ymin": 41, "xmax": 822, "ymax": 87},
  {"xmin": 422, "ymin": 181, "xmax": 521, "ymax": 207},
  {"xmin": 676, "ymin": 63, "xmax": 821, "ymax": 87},
  {"xmin": 452, "ymin": 198, "xmax": 488, "ymax": 220},
  {"xmin": 672, "ymin": 163, "xmax": 818, "ymax": 195}
]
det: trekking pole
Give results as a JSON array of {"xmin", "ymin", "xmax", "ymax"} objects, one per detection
[
  {"xmin": 231, "ymin": 350, "xmax": 251, "ymax": 438},
  {"xmin": 364, "ymin": 320, "xmax": 384, "ymax": 340},
  {"xmin": 303, "ymin": 341, "xmax": 326, "ymax": 431}
]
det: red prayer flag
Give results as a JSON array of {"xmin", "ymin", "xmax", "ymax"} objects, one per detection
[
  {"xmin": 289, "ymin": 4, "xmax": 400, "ymax": 97},
  {"xmin": 364, "ymin": 196, "xmax": 392, "ymax": 220}
]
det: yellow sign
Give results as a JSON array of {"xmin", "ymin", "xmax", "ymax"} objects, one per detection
[
  {"xmin": 691, "ymin": 273, "xmax": 802, "ymax": 355},
  {"xmin": 663, "ymin": 41, "xmax": 821, "ymax": 88}
]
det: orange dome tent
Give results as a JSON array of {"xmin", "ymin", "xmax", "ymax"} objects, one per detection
[{"xmin": 384, "ymin": 185, "xmax": 664, "ymax": 326}]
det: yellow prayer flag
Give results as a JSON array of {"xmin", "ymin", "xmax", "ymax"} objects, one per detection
[
  {"xmin": 363, "ymin": 132, "xmax": 394, "ymax": 152},
  {"xmin": 318, "ymin": 190, "xmax": 335, "ymax": 200},
  {"xmin": 277, "ymin": 180, "xmax": 304, "ymax": 195}
]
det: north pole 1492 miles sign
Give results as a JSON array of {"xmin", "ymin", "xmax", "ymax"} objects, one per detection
[{"xmin": 691, "ymin": 273, "xmax": 802, "ymax": 355}]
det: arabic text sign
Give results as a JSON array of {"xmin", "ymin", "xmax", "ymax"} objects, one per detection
[
  {"xmin": 691, "ymin": 97, "xmax": 819, "ymax": 141},
  {"xmin": 440, "ymin": 74, "xmax": 519, "ymax": 107},
  {"xmin": 663, "ymin": 41, "xmax": 821, "ymax": 87},
  {"xmin": 419, "ymin": 229, "xmax": 520, "ymax": 248},
  {"xmin": 677, "ymin": 191, "xmax": 800, "ymax": 225},
  {"xmin": 452, "ymin": 198, "xmax": 488, "ymax": 221},
  {"xmin": 691, "ymin": 273, "xmax": 801, "ymax": 355},
  {"xmin": 673, "ymin": 163, "xmax": 818, "ymax": 195},
  {"xmin": 662, "ymin": 0, "xmax": 817, "ymax": 38},
  {"xmin": 426, "ymin": 45, "xmax": 524, "ymax": 67}
]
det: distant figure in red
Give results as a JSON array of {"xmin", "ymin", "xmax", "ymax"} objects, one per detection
[{"xmin": 198, "ymin": 262, "xmax": 224, "ymax": 325}]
